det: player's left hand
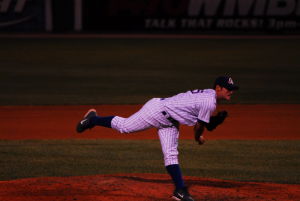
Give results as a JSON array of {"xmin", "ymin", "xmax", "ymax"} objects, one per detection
[{"xmin": 205, "ymin": 110, "xmax": 228, "ymax": 131}]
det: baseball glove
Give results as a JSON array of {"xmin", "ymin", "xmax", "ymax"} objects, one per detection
[{"xmin": 205, "ymin": 111, "xmax": 228, "ymax": 131}]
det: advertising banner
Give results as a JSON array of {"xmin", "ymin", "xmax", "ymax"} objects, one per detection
[
  {"xmin": 1, "ymin": 0, "xmax": 299, "ymax": 33},
  {"xmin": 82, "ymin": 0, "xmax": 300, "ymax": 33}
]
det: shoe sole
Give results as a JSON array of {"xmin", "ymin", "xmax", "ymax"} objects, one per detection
[
  {"xmin": 172, "ymin": 195, "xmax": 194, "ymax": 201},
  {"xmin": 84, "ymin": 109, "xmax": 97, "ymax": 118},
  {"xmin": 172, "ymin": 196, "xmax": 181, "ymax": 201}
]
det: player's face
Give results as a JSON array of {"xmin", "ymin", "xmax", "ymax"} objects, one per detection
[
  {"xmin": 216, "ymin": 86, "xmax": 234, "ymax": 100},
  {"xmin": 221, "ymin": 87, "xmax": 234, "ymax": 100}
]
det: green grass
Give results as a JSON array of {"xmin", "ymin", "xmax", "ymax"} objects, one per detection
[
  {"xmin": 0, "ymin": 139, "xmax": 299, "ymax": 184},
  {"xmin": 0, "ymin": 38, "xmax": 300, "ymax": 105}
]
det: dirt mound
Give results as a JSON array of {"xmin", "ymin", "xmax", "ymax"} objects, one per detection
[{"xmin": 0, "ymin": 173, "xmax": 299, "ymax": 201}]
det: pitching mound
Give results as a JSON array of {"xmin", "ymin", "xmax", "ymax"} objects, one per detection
[{"xmin": 0, "ymin": 174, "xmax": 299, "ymax": 201}]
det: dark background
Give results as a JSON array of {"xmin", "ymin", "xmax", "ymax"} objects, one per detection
[{"xmin": 0, "ymin": 0, "xmax": 299, "ymax": 33}]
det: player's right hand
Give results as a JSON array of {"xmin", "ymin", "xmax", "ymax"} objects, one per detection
[{"xmin": 197, "ymin": 136, "xmax": 205, "ymax": 145}]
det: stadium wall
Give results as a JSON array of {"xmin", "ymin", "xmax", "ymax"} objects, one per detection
[{"xmin": 0, "ymin": 0, "xmax": 299, "ymax": 34}]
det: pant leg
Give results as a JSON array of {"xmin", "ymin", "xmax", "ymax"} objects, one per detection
[
  {"xmin": 111, "ymin": 111, "xmax": 153, "ymax": 134},
  {"xmin": 111, "ymin": 98, "xmax": 168, "ymax": 134},
  {"xmin": 158, "ymin": 126, "xmax": 180, "ymax": 166}
]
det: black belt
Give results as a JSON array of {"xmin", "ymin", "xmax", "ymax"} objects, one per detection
[{"xmin": 162, "ymin": 111, "xmax": 179, "ymax": 126}]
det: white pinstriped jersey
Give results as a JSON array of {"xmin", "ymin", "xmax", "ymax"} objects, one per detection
[
  {"xmin": 111, "ymin": 88, "xmax": 217, "ymax": 166},
  {"xmin": 161, "ymin": 89, "xmax": 217, "ymax": 126}
]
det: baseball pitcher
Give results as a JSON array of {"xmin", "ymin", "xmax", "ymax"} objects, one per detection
[{"xmin": 76, "ymin": 75, "xmax": 239, "ymax": 201}]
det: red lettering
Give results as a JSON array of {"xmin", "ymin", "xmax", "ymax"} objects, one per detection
[
  {"xmin": 145, "ymin": 0, "xmax": 161, "ymax": 16},
  {"xmin": 163, "ymin": 0, "xmax": 189, "ymax": 16},
  {"xmin": 107, "ymin": 0, "xmax": 189, "ymax": 17},
  {"xmin": 108, "ymin": 0, "xmax": 146, "ymax": 16}
]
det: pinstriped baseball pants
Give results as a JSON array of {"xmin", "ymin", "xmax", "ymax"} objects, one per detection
[{"xmin": 111, "ymin": 98, "xmax": 179, "ymax": 166}]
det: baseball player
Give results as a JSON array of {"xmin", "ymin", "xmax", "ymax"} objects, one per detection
[{"xmin": 76, "ymin": 76, "xmax": 239, "ymax": 201}]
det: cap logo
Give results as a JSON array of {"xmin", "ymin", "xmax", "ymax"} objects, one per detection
[{"xmin": 228, "ymin": 77, "xmax": 234, "ymax": 85}]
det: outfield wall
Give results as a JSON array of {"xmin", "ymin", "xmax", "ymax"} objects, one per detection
[{"xmin": 0, "ymin": 0, "xmax": 300, "ymax": 34}]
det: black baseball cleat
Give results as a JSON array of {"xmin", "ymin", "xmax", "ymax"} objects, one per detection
[
  {"xmin": 172, "ymin": 187, "xmax": 195, "ymax": 201},
  {"xmin": 76, "ymin": 109, "xmax": 97, "ymax": 133}
]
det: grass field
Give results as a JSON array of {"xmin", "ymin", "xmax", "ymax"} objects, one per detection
[
  {"xmin": 1, "ymin": 139, "xmax": 299, "ymax": 184},
  {"xmin": 1, "ymin": 37, "xmax": 300, "ymax": 104},
  {"xmin": 0, "ymin": 37, "xmax": 299, "ymax": 186}
]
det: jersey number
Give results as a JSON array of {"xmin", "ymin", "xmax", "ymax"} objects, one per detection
[{"xmin": 191, "ymin": 89, "xmax": 203, "ymax": 94}]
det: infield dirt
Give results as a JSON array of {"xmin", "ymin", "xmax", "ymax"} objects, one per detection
[
  {"xmin": 0, "ymin": 173, "xmax": 299, "ymax": 201},
  {"xmin": 1, "ymin": 104, "xmax": 299, "ymax": 140}
]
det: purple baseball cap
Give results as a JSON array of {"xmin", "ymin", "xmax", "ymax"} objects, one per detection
[{"xmin": 214, "ymin": 76, "xmax": 239, "ymax": 91}]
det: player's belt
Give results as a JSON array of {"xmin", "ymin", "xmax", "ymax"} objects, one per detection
[{"xmin": 161, "ymin": 111, "xmax": 179, "ymax": 126}]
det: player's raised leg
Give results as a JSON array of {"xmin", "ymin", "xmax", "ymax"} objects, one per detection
[
  {"xmin": 110, "ymin": 112, "xmax": 153, "ymax": 133},
  {"xmin": 76, "ymin": 107, "xmax": 153, "ymax": 134}
]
